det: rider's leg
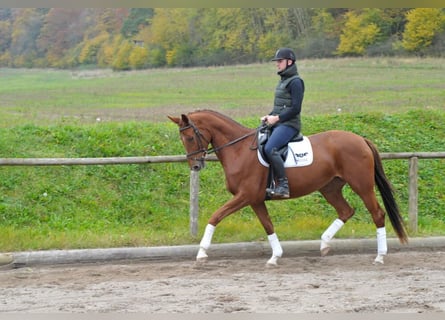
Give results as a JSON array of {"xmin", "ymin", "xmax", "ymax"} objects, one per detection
[
  {"xmin": 264, "ymin": 125, "xmax": 297, "ymax": 198},
  {"xmin": 268, "ymin": 148, "xmax": 289, "ymax": 198}
]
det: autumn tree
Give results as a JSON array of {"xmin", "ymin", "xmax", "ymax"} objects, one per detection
[
  {"xmin": 10, "ymin": 8, "xmax": 47, "ymax": 67},
  {"xmin": 336, "ymin": 11, "xmax": 380, "ymax": 56},
  {"xmin": 256, "ymin": 9, "xmax": 294, "ymax": 60},
  {"xmin": 401, "ymin": 8, "xmax": 445, "ymax": 54},
  {"xmin": 121, "ymin": 8, "xmax": 153, "ymax": 38},
  {"xmin": 1, "ymin": 8, "xmax": 445, "ymax": 68},
  {"xmin": 78, "ymin": 33, "xmax": 109, "ymax": 65},
  {"xmin": 112, "ymin": 39, "xmax": 133, "ymax": 70},
  {"xmin": 0, "ymin": 20, "xmax": 11, "ymax": 65},
  {"xmin": 0, "ymin": 8, "xmax": 12, "ymax": 52},
  {"xmin": 202, "ymin": 8, "xmax": 257, "ymax": 63},
  {"xmin": 299, "ymin": 8, "xmax": 339, "ymax": 58},
  {"xmin": 98, "ymin": 34, "xmax": 125, "ymax": 67},
  {"xmin": 91, "ymin": 8, "xmax": 127, "ymax": 36},
  {"xmin": 37, "ymin": 8, "xmax": 85, "ymax": 67},
  {"xmin": 77, "ymin": 9, "xmax": 128, "ymax": 66},
  {"xmin": 147, "ymin": 8, "xmax": 202, "ymax": 66},
  {"xmin": 129, "ymin": 45, "xmax": 148, "ymax": 69}
]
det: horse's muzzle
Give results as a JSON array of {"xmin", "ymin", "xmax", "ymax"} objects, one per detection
[{"xmin": 191, "ymin": 160, "xmax": 205, "ymax": 171}]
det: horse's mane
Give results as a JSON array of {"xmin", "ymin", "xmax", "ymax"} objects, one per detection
[{"xmin": 188, "ymin": 109, "xmax": 252, "ymax": 131}]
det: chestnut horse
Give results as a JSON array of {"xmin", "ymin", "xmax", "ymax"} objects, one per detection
[{"xmin": 169, "ymin": 110, "xmax": 408, "ymax": 265}]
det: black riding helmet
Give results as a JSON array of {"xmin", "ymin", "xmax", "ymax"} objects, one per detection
[{"xmin": 271, "ymin": 48, "xmax": 296, "ymax": 62}]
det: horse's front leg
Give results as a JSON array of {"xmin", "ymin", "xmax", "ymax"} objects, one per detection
[
  {"xmin": 196, "ymin": 224, "xmax": 215, "ymax": 261},
  {"xmin": 251, "ymin": 202, "xmax": 283, "ymax": 266},
  {"xmin": 197, "ymin": 195, "xmax": 249, "ymax": 262}
]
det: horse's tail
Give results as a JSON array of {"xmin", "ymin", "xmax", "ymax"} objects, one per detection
[{"xmin": 365, "ymin": 139, "xmax": 408, "ymax": 244}]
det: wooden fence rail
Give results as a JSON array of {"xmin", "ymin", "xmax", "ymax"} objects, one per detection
[{"xmin": 1, "ymin": 152, "xmax": 445, "ymax": 236}]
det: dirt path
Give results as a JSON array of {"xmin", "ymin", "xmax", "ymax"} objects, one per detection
[{"xmin": 1, "ymin": 250, "xmax": 444, "ymax": 313}]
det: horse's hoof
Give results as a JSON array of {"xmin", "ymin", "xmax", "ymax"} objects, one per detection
[
  {"xmin": 320, "ymin": 247, "xmax": 331, "ymax": 257},
  {"xmin": 196, "ymin": 248, "xmax": 208, "ymax": 261},
  {"xmin": 196, "ymin": 257, "xmax": 208, "ymax": 264},
  {"xmin": 373, "ymin": 255, "xmax": 385, "ymax": 265},
  {"xmin": 266, "ymin": 256, "xmax": 279, "ymax": 267},
  {"xmin": 320, "ymin": 241, "xmax": 331, "ymax": 257}
]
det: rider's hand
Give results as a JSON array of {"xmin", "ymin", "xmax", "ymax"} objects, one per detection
[{"xmin": 264, "ymin": 115, "xmax": 279, "ymax": 126}]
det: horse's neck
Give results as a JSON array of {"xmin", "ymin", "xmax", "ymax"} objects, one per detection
[
  {"xmin": 193, "ymin": 112, "xmax": 257, "ymax": 177},
  {"xmin": 192, "ymin": 111, "xmax": 254, "ymax": 160},
  {"xmin": 209, "ymin": 121, "xmax": 254, "ymax": 163},
  {"xmin": 206, "ymin": 116, "xmax": 250, "ymax": 145}
]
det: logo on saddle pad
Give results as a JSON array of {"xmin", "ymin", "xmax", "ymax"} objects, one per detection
[{"xmin": 258, "ymin": 136, "xmax": 314, "ymax": 168}]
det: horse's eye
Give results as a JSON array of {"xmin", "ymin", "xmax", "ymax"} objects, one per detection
[{"xmin": 185, "ymin": 136, "xmax": 194, "ymax": 142}]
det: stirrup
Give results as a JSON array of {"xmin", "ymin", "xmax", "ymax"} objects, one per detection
[
  {"xmin": 268, "ymin": 187, "xmax": 289, "ymax": 198},
  {"xmin": 273, "ymin": 190, "xmax": 289, "ymax": 198}
]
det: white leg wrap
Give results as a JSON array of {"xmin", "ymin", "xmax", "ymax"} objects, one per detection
[
  {"xmin": 199, "ymin": 224, "xmax": 215, "ymax": 250},
  {"xmin": 268, "ymin": 233, "xmax": 283, "ymax": 258},
  {"xmin": 320, "ymin": 218, "xmax": 345, "ymax": 256},
  {"xmin": 321, "ymin": 219, "xmax": 344, "ymax": 243},
  {"xmin": 197, "ymin": 224, "xmax": 215, "ymax": 260},
  {"xmin": 376, "ymin": 227, "xmax": 387, "ymax": 256},
  {"xmin": 373, "ymin": 227, "xmax": 387, "ymax": 265}
]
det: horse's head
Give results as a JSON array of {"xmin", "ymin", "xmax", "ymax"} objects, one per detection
[{"xmin": 168, "ymin": 114, "xmax": 211, "ymax": 171}]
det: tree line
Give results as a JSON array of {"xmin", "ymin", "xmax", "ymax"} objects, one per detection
[{"xmin": 0, "ymin": 8, "xmax": 444, "ymax": 70}]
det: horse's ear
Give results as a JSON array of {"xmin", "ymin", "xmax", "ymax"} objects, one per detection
[
  {"xmin": 167, "ymin": 115, "xmax": 180, "ymax": 125},
  {"xmin": 167, "ymin": 114, "xmax": 190, "ymax": 127},
  {"xmin": 181, "ymin": 114, "xmax": 190, "ymax": 125}
]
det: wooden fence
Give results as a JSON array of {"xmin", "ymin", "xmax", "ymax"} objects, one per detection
[{"xmin": 1, "ymin": 152, "xmax": 444, "ymax": 236}]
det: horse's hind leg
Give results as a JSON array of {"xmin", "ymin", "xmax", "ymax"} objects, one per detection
[
  {"xmin": 319, "ymin": 178, "xmax": 355, "ymax": 256},
  {"xmin": 347, "ymin": 169, "xmax": 389, "ymax": 264},
  {"xmin": 354, "ymin": 189, "xmax": 388, "ymax": 265}
]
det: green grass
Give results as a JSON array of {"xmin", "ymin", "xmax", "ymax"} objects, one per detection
[
  {"xmin": 0, "ymin": 57, "xmax": 443, "ymax": 126},
  {"xmin": 0, "ymin": 58, "xmax": 444, "ymax": 252}
]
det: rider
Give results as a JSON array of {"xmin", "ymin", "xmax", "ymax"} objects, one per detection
[{"xmin": 261, "ymin": 48, "xmax": 305, "ymax": 198}]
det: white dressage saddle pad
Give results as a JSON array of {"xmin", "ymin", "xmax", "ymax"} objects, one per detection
[{"xmin": 258, "ymin": 136, "xmax": 313, "ymax": 168}]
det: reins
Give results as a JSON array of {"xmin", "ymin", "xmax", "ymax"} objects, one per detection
[
  {"xmin": 180, "ymin": 121, "xmax": 265, "ymax": 161},
  {"xmin": 208, "ymin": 131, "xmax": 257, "ymax": 154}
]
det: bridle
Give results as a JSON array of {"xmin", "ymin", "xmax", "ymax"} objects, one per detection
[{"xmin": 179, "ymin": 120, "xmax": 258, "ymax": 163}]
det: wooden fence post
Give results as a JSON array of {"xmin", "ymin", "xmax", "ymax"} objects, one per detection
[
  {"xmin": 189, "ymin": 170, "xmax": 199, "ymax": 237},
  {"xmin": 408, "ymin": 157, "xmax": 418, "ymax": 233}
]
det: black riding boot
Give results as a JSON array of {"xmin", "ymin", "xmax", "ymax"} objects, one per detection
[{"xmin": 267, "ymin": 149, "xmax": 290, "ymax": 198}]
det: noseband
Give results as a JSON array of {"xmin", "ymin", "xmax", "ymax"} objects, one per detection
[
  {"xmin": 179, "ymin": 121, "xmax": 257, "ymax": 163},
  {"xmin": 179, "ymin": 122, "xmax": 211, "ymax": 163}
]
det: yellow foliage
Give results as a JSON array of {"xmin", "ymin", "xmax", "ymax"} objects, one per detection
[
  {"xmin": 79, "ymin": 33, "xmax": 109, "ymax": 64},
  {"xmin": 99, "ymin": 44, "xmax": 115, "ymax": 67},
  {"xmin": 401, "ymin": 8, "xmax": 445, "ymax": 52},
  {"xmin": 112, "ymin": 40, "xmax": 133, "ymax": 70},
  {"xmin": 165, "ymin": 49, "xmax": 176, "ymax": 66},
  {"xmin": 336, "ymin": 11, "xmax": 380, "ymax": 56},
  {"xmin": 129, "ymin": 46, "xmax": 148, "ymax": 69},
  {"xmin": 311, "ymin": 8, "xmax": 337, "ymax": 38},
  {"xmin": 98, "ymin": 35, "xmax": 124, "ymax": 67}
]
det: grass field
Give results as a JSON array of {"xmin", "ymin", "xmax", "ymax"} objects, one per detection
[
  {"xmin": 0, "ymin": 57, "xmax": 443, "ymax": 126},
  {"xmin": 0, "ymin": 57, "xmax": 444, "ymax": 251}
]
